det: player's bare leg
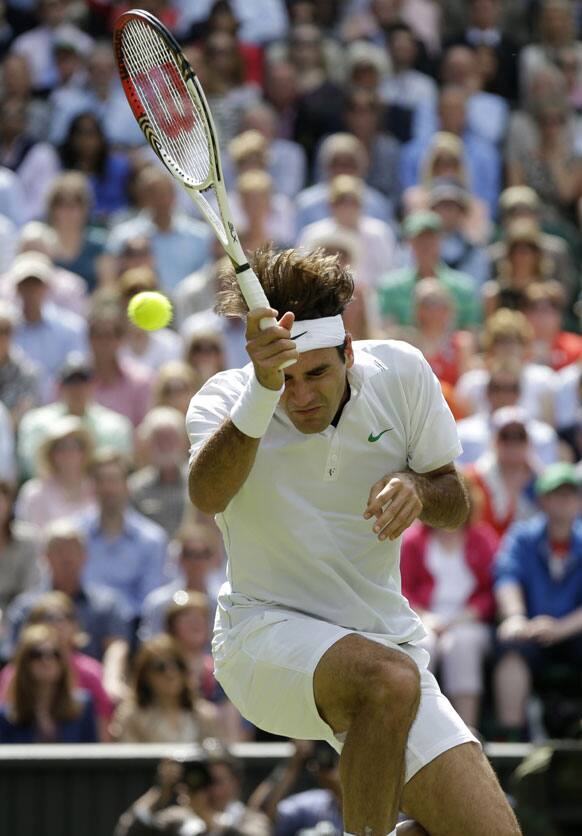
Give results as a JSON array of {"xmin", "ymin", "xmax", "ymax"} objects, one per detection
[
  {"xmin": 313, "ymin": 634, "xmax": 421, "ymax": 835},
  {"xmin": 400, "ymin": 741, "xmax": 522, "ymax": 835}
]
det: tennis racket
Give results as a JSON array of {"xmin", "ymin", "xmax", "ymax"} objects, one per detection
[{"xmin": 113, "ymin": 9, "xmax": 282, "ymax": 338}]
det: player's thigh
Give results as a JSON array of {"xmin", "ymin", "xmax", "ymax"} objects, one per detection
[
  {"xmin": 313, "ymin": 632, "xmax": 420, "ymax": 733},
  {"xmin": 400, "ymin": 741, "xmax": 522, "ymax": 836}
]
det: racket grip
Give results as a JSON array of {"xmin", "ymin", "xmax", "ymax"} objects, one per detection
[{"xmin": 237, "ymin": 266, "xmax": 297, "ymax": 368}]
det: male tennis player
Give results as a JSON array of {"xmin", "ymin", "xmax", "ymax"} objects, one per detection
[{"xmin": 187, "ymin": 248, "xmax": 521, "ymax": 836}]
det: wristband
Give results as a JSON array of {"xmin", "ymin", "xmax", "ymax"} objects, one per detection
[{"xmin": 230, "ymin": 371, "xmax": 283, "ymax": 438}]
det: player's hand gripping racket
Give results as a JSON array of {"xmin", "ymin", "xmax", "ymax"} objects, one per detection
[{"xmin": 113, "ymin": 10, "xmax": 294, "ymax": 365}]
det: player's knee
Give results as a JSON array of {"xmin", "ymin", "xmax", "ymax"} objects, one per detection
[{"xmin": 359, "ymin": 652, "xmax": 420, "ymax": 714}]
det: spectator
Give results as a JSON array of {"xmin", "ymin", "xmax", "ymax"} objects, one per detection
[
  {"xmin": 234, "ymin": 169, "xmax": 295, "ymax": 251},
  {"xmin": 428, "ymin": 178, "xmax": 490, "ymax": 287},
  {"xmin": 118, "ymin": 268, "xmax": 183, "ymax": 373},
  {"xmin": 0, "ymin": 299, "xmax": 39, "ymax": 424},
  {"xmin": 17, "ymin": 352, "xmax": 134, "ymax": 481},
  {"xmin": 1, "ymin": 520, "xmax": 131, "ymax": 702},
  {"xmin": 201, "ymin": 30, "xmax": 261, "ymax": 147},
  {"xmin": 339, "ymin": 87, "xmax": 400, "ymax": 205},
  {"xmin": 206, "ymin": 742, "xmax": 271, "ymax": 832},
  {"xmin": 58, "ymin": 111, "xmax": 131, "ymax": 223},
  {"xmin": 523, "ymin": 281, "xmax": 582, "ymax": 371},
  {"xmin": 113, "ymin": 752, "xmax": 238, "ymax": 836},
  {"xmin": 15, "ymin": 415, "xmax": 96, "ymax": 532},
  {"xmin": 399, "ymin": 86, "xmax": 501, "ymax": 217},
  {"xmin": 482, "ymin": 219, "xmax": 554, "ymax": 316},
  {"xmin": 295, "ymin": 133, "xmax": 393, "ymax": 230},
  {"xmin": 130, "ymin": 407, "xmax": 188, "ymax": 538},
  {"xmin": 165, "ymin": 592, "xmax": 244, "ymax": 744},
  {"xmin": 106, "ymin": 167, "xmax": 212, "ymax": 295},
  {"xmin": 455, "ymin": 308, "xmax": 557, "ymax": 425},
  {"xmin": 0, "ymin": 398, "xmax": 14, "ymax": 481},
  {"xmin": 0, "ymin": 591, "xmax": 113, "ymax": 741},
  {"xmin": 88, "ymin": 300, "xmax": 153, "ymax": 427},
  {"xmin": 466, "ymin": 407, "xmax": 540, "ymax": 538},
  {"xmin": 0, "ymin": 623, "xmax": 98, "ymax": 743},
  {"xmin": 494, "ymin": 462, "xmax": 582, "ymax": 741},
  {"xmin": 401, "ymin": 512, "xmax": 498, "ymax": 730},
  {"xmin": 152, "ymin": 361, "xmax": 202, "ymax": 417},
  {"xmin": 16, "ymin": 220, "xmax": 88, "ymax": 318},
  {"xmin": 377, "ymin": 210, "xmax": 481, "ymax": 330},
  {"xmin": 48, "ymin": 41, "xmax": 144, "ymax": 148},
  {"xmin": 0, "ymin": 53, "xmax": 51, "ymax": 142},
  {"xmin": 379, "ymin": 22, "xmax": 438, "ymax": 117},
  {"xmin": 298, "ymin": 174, "xmax": 398, "ymax": 289},
  {"xmin": 240, "ymin": 100, "xmax": 307, "ymax": 198},
  {"xmin": 10, "ymin": 252, "xmax": 87, "ymax": 402},
  {"xmin": 263, "ymin": 58, "xmax": 300, "ymax": 141},
  {"xmin": 507, "ymin": 97, "xmax": 582, "ymax": 229},
  {"xmin": 81, "ymin": 450, "xmax": 168, "ymax": 621},
  {"xmin": 0, "ymin": 480, "xmax": 39, "ymax": 614},
  {"xmin": 400, "ymin": 278, "xmax": 476, "ymax": 388},
  {"xmin": 519, "ymin": 0, "xmax": 582, "ymax": 98},
  {"xmin": 140, "ymin": 525, "xmax": 221, "ymax": 642},
  {"xmin": 444, "ymin": 0, "xmax": 520, "ymax": 102},
  {"xmin": 0, "ymin": 95, "xmax": 60, "ymax": 221},
  {"xmin": 110, "ymin": 633, "xmax": 221, "ymax": 743},
  {"xmin": 407, "ymin": 130, "xmax": 491, "ymax": 245},
  {"xmin": 45, "ymin": 171, "xmax": 110, "ymax": 292},
  {"xmin": 490, "ymin": 186, "xmax": 575, "ymax": 299},
  {"xmin": 10, "ymin": 0, "xmax": 92, "ymax": 93},
  {"xmin": 185, "ymin": 329, "xmax": 227, "ymax": 387},
  {"xmin": 457, "ymin": 362, "xmax": 559, "ymax": 467}
]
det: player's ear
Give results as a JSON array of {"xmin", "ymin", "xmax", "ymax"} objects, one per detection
[{"xmin": 344, "ymin": 334, "xmax": 354, "ymax": 369}]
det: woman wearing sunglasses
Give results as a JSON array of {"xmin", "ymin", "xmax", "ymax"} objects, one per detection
[
  {"xmin": 0, "ymin": 623, "xmax": 98, "ymax": 743},
  {"xmin": 110, "ymin": 634, "xmax": 221, "ymax": 743}
]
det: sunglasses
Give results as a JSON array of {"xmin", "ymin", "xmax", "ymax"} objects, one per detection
[
  {"xmin": 28, "ymin": 647, "xmax": 61, "ymax": 661},
  {"xmin": 189, "ymin": 343, "xmax": 221, "ymax": 354},
  {"xmin": 149, "ymin": 658, "xmax": 183, "ymax": 674},
  {"xmin": 488, "ymin": 383, "xmax": 520, "ymax": 393}
]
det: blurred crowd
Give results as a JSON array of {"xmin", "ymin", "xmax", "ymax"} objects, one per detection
[{"xmin": 0, "ymin": 0, "xmax": 581, "ymax": 829}]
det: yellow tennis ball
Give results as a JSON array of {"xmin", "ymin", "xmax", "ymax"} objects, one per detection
[{"xmin": 127, "ymin": 291, "xmax": 173, "ymax": 331}]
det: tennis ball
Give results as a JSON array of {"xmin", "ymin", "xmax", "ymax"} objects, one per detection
[{"xmin": 127, "ymin": 291, "xmax": 173, "ymax": 331}]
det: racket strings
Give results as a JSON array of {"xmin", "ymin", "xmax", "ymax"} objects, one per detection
[{"xmin": 121, "ymin": 18, "xmax": 211, "ymax": 186}]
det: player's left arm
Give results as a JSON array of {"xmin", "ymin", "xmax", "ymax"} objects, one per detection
[{"xmin": 364, "ymin": 463, "xmax": 470, "ymax": 542}]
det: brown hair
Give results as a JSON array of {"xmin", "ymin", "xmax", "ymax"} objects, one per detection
[
  {"xmin": 131, "ymin": 634, "xmax": 193, "ymax": 709},
  {"xmin": 7, "ymin": 624, "xmax": 81, "ymax": 725},
  {"xmin": 165, "ymin": 591, "xmax": 210, "ymax": 637},
  {"xmin": 216, "ymin": 245, "xmax": 354, "ymax": 320},
  {"xmin": 45, "ymin": 171, "xmax": 92, "ymax": 224},
  {"xmin": 26, "ymin": 591, "xmax": 88, "ymax": 650},
  {"xmin": 482, "ymin": 309, "xmax": 533, "ymax": 353},
  {"xmin": 0, "ymin": 480, "xmax": 15, "ymax": 540},
  {"xmin": 37, "ymin": 417, "xmax": 93, "ymax": 478}
]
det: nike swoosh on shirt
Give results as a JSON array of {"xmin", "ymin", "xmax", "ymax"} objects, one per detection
[
  {"xmin": 368, "ymin": 429, "xmax": 393, "ymax": 442},
  {"xmin": 291, "ymin": 330, "xmax": 308, "ymax": 340}
]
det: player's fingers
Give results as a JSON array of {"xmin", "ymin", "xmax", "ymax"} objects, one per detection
[
  {"xmin": 246, "ymin": 308, "xmax": 279, "ymax": 338},
  {"xmin": 371, "ymin": 491, "xmax": 409, "ymax": 533},
  {"xmin": 255, "ymin": 348, "xmax": 299, "ymax": 370},
  {"xmin": 377, "ymin": 504, "xmax": 420, "ymax": 541},
  {"xmin": 364, "ymin": 478, "xmax": 401, "ymax": 518}
]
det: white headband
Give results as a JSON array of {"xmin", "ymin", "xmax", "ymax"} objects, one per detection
[{"xmin": 290, "ymin": 315, "xmax": 346, "ymax": 353}]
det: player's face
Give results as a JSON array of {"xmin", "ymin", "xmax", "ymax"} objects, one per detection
[{"xmin": 281, "ymin": 339, "xmax": 354, "ymax": 434}]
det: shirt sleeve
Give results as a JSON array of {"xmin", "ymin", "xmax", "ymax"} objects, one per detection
[
  {"xmin": 186, "ymin": 369, "xmax": 247, "ymax": 465},
  {"xmin": 493, "ymin": 524, "xmax": 528, "ymax": 590},
  {"xmin": 400, "ymin": 345, "xmax": 462, "ymax": 473}
]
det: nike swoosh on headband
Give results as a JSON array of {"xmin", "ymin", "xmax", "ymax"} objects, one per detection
[{"xmin": 291, "ymin": 330, "xmax": 308, "ymax": 340}]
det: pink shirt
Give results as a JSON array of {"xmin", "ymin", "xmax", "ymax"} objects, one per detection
[
  {"xmin": 93, "ymin": 358, "xmax": 153, "ymax": 427},
  {"xmin": 0, "ymin": 651, "xmax": 113, "ymax": 719}
]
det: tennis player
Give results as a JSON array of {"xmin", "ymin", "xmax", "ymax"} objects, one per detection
[{"xmin": 187, "ymin": 248, "xmax": 521, "ymax": 836}]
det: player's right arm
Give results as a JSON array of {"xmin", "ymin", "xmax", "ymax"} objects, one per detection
[{"xmin": 188, "ymin": 309, "xmax": 297, "ymax": 515}]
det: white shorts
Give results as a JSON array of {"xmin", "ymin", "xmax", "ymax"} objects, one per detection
[{"xmin": 212, "ymin": 605, "xmax": 479, "ymax": 784}]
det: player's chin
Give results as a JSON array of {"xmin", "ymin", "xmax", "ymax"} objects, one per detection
[{"xmin": 289, "ymin": 408, "xmax": 329, "ymax": 434}]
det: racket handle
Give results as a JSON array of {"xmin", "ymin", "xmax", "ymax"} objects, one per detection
[{"xmin": 237, "ymin": 265, "xmax": 297, "ymax": 369}]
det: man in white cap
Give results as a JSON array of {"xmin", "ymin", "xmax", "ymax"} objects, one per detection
[
  {"xmin": 187, "ymin": 247, "xmax": 521, "ymax": 836},
  {"xmin": 10, "ymin": 252, "xmax": 87, "ymax": 402}
]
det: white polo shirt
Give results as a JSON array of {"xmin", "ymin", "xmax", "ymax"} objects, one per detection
[{"xmin": 187, "ymin": 340, "xmax": 462, "ymax": 642}]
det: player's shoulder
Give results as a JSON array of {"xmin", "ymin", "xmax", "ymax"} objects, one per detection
[{"xmin": 354, "ymin": 338, "xmax": 427, "ymax": 375}]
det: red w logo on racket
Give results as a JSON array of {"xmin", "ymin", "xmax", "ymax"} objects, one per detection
[{"xmin": 131, "ymin": 62, "xmax": 196, "ymax": 138}]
